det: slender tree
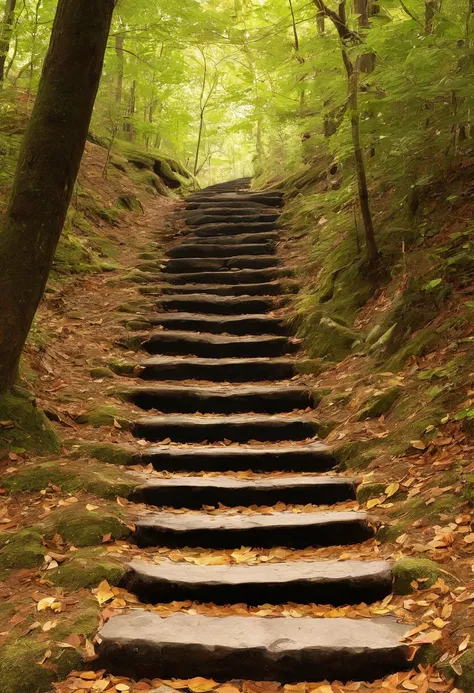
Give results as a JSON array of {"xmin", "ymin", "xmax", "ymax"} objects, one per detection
[
  {"xmin": 313, "ymin": 0, "xmax": 378, "ymax": 264},
  {"xmin": 0, "ymin": 0, "xmax": 115, "ymax": 391},
  {"xmin": 0, "ymin": 0, "xmax": 16, "ymax": 83}
]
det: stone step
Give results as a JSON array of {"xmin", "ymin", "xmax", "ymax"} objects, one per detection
[
  {"xmin": 138, "ymin": 356, "xmax": 297, "ymax": 382},
  {"xmin": 139, "ymin": 443, "xmax": 335, "ymax": 473},
  {"xmin": 161, "ymin": 267, "xmax": 289, "ymax": 285},
  {"xmin": 132, "ymin": 474, "xmax": 355, "ymax": 509},
  {"xmin": 151, "ymin": 281, "xmax": 291, "ymax": 297},
  {"xmin": 142, "ymin": 331, "xmax": 296, "ymax": 358},
  {"xmin": 157, "ymin": 294, "xmax": 274, "ymax": 315},
  {"xmin": 188, "ymin": 193, "xmax": 284, "ymax": 207},
  {"xmin": 199, "ymin": 177, "xmax": 252, "ymax": 192},
  {"xmin": 162, "ymin": 256, "xmax": 279, "ymax": 273},
  {"xmin": 123, "ymin": 558, "xmax": 392, "ymax": 606},
  {"xmin": 167, "ymin": 242, "xmax": 275, "ymax": 258},
  {"xmin": 184, "ymin": 231, "xmax": 279, "ymax": 245},
  {"xmin": 126, "ymin": 384, "xmax": 311, "ymax": 414},
  {"xmin": 187, "ymin": 200, "xmax": 270, "ymax": 211},
  {"xmin": 133, "ymin": 510, "xmax": 373, "ymax": 548},
  {"xmin": 186, "ymin": 212, "xmax": 280, "ymax": 226},
  {"xmin": 97, "ymin": 611, "xmax": 409, "ymax": 683},
  {"xmin": 143, "ymin": 313, "xmax": 287, "ymax": 335},
  {"xmin": 191, "ymin": 221, "xmax": 278, "ymax": 237},
  {"xmin": 133, "ymin": 414, "xmax": 319, "ymax": 443}
]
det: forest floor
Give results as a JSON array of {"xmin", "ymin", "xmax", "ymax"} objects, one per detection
[{"xmin": 1, "ymin": 151, "xmax": 474, "ymax": 693}]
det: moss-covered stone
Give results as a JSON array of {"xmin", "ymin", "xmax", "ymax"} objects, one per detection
[
  {"xmin": 108, "ymin": 359, "xmax": 141, "ymax": 376},
  {"xmin": 0, "ymin": 529, "xmax": 46, "ymax": 569},
  {"xmin": 90, "ymin": 366, "xmax": 115, "ymax": 379},
  {"xmin": 2, "ymin": 460, "xmax": 139, "ymax": 499},
  {"xmin": 357, "ymin": 387, "xmax": 402, "ymax": 420},
  {"xmin": 70, "ymin": 442, "xmax": 137, "ymax": 466},
  {"xmin": 386, "ymin": 329, "xmax": 443, "ymax": 372},
  {"xmin": 0, "ymin": 388, "xmax": 60, "ymax": 454},
  {"xmin": 48, "ymin": 547, "xmax": 126, "ymax": 590},
  {"xmin": 75, "ymin": 404, "xmax": 132, "ymax": 429},
  {"xmin": 442, "ymin": 650, "xmax": 474, "ymax": 692},
  {"xmin": 45, "ymin": 506, "xmax": 131, "ymax": 547},
  {"xmin": 316, "ymin": 317, "xmax": 363, "ymax": 361},
  {"xmin": 332, "ymin": 439, "xmax": 379, "ymax": 470},
  {"xmin": 117, "ymin": 194, "xmax": 143, "ymax": 213},
  {"xmin": 356, "ymin": 482, "xmax": 386, "ymax": 503},
  {"xmin": 0, "ymin": 640, "xmax": 71, "ymax": 693},
  {"xmin": 393, "ymin": 558, "xmax": 442, "ymax": 595},
  {"xmin": 295, "ymin": 359, "xmax": 335, "ymax": 376}
]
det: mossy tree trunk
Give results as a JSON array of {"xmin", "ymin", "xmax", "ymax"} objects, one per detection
[
  {"xmin": 0, "ymin": 0, "xmax": 17, "ymax": 83},
  {"xmin": 0, "ymin": 0, "xmax": 115, "ymax": 392}
]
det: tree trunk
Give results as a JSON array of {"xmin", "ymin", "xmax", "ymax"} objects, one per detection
[
  {"xmin": 345, "ymin": 53, "xmax": 378, "ymax": 263},
  {"xmin": 115, "ymin": 33, "xmax": 124, "ymax": 104},
  {"xmin": 0, "ymin": 0, "xmax": 17, "ymax": 83},
  {"xmin": 0, "ymin": 0, "xmax": 115, "ymax": 392}
]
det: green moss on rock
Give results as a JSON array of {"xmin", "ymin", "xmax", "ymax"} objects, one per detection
[
  {"xmin": 70, "ymin": 442, "xmax": 137, "ymax": 466},
  {"xmin": 0, "ymin": 640, "xmax": 64, "ymax": 693},
  {"xmin": 0, "ymin": 529, "xmax": 46, "ymax": 569},
  {"xmin": 357, "ymin": 387, "xmax": 401, "ymax": 420},
  {"xmin": 0, "ymin": 388, "xmax": 60, "ymax": 454},
  {"xmin": 75, "ymin": 405, "xmax": 131, "ymax": 429},
  {"xmin": 393, "ymin": 558, "xmax": 442, "ymax": 595},
  {"xmin": 442, "ymin": 650, "xmax": 474, "ymax": 692},
  {"xmin": 45, "ymin": 506, "xmax": 131, "ymax": 547},
  {"xmin": 356, "ymin": 482, "xmax": 386, "ymax": 503},
  {"xmin": 90, "ymin": 367, "xmax": 116, "ymax": 379},
  {"xmin": 48, "ymin": 548, "xmax": 126, "ymax": 590}
]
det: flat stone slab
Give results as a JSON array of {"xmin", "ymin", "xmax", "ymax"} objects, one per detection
[
  {"xmin": 163, "ymin": 256, "xmax": 279, "ymax": 273},
  {"xmin": 168, "ymin": 243, "xmax": 275, "ymax": 258},
  {"xmin": 97, "ymin": 611, "xmax": 409, "ymax": 682},
  {"xmin": 186, "ymin": 200, "xmax": 270, "ymax": 211},
  {"xmin": 133, "ymin": 413, "xmax": 319, "ymax": 443},
  {"xmin": 143, "ymin": 331, "xmax": 295, "ymax": 359},
  {"xmin": 132, "ymin": 474, "xmax": 355, "ymax": 508},
  {"xmin": 126, "ymin": 384, "xmax": 312, "ymax": 413},
  {"xmin": 157, "ymin": 294, "xmax": 274, "ymax": 316},
  {"xmin": 157, "ymin": 280, "xmax": 297, "ymax": 297},
  {"xmin": 144, "ymin": 313, "xmax": 288, "ymax": 335},
  {"xmin": 139, "ymin": 356, "xmax": 297, "ymax": 382},
  {"xmin": 123, "ymin": 559, "xmax": 392, "ymax": 606},
  {"xmin": 191, "ymin": 222, "xmax": 278, "ymax": 237},
  {"xmin": 184, "ymin": 232, "xmax": 279, "ymax": 246},
  {"xmin": 159, "ymin": 268, "xmax": 290, "ymax": 285},
  {"xmin": 186, "ymin": 212, "xmax": 280, "ymax": 226},
  {"xmin": 139, "ymin": 443, "xmax": 335, "ymax": 473},
  {"xmin": 133, "ymin": 510, "xmax": 373, "ymax": 548}
]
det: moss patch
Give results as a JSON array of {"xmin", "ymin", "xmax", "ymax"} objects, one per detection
[
  {"xmin": 357, "ymin": 387, "xmax": 401, "ymax": 420},
  {"xmin": 44, "ymin": 506, "xmax": 131, "ymax": 547},
  {"xmin": 0, "ymin": 529, "xmax": 46, "ymax": 570},
  {"xmin": 75, "ymin": 404, "xmax": 132, "ymax": 429},
  {"xmin": 69, "ymin": 442, "xmax": 138, "ymax": 466},
  {"xmin": 393, "ymin": 558, "xmax": 443, "ymax": 595},
  {"xmin": 48, "ymin": 547, "xmax": 126, "ymax": 590},
  {"xmin": 2, "ymin": 460, "xmax": 139, "ymax": 499},
  {"xmin": 90, "ymin": 367, "xmax": 116, "ymax": 379},
  {"xmin": 442, "ymin": 649, "xmax": 474, "ymax": 692},
  {"xmin": 356, "ymin": 482, "xmax": 386, "ymax": 503},
  {"xmin": 0, "ymin": 388, "xmax": 60, "ymax": 455}
]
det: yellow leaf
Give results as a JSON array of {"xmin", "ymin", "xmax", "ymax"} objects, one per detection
[
  {"xmin": 188, "ymin": 678, "xmax": 219, "ymax": 693},
  {"xmin": 410, "ymin": 440, "xmax": 426, "ymax": 450},
  {"xmin": 79, "ymin": 672, "xmax": 99, "ymax": 680},
  {"xmin": 459, "ymin": 634, "xmax": 471, "ymax": 652},
  {"xmin": 37, "ymin": 597, "xmax": 61, "ymax": 612},
  {"xmin": 385, "ymin": 482, "xmax": 400, "ymax": 498},
  {"xmin": 116, "ymin": 685, "xmax": 130, "ymax": 692},
  {"xmin": 86, "ymin": 504, "xmax": 99, "ymax": 512},
  {"xmin": 367, "ymin": 497, "xmax": 383, "ymax": 509},
  {"xmin": 95, "ymin": 579, "xmax": 115, "ymax": 605}
]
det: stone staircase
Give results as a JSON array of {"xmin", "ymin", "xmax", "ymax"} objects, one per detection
[{"xmin": 95, "ymin": 178, "xmax": 411, "ymax": 685}]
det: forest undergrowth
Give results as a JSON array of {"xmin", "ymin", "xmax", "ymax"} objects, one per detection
[{"xmin": 2, "ymin": 135, "xmax": 474, "ymax": 693}]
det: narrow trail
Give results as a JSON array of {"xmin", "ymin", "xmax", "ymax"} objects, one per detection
[{"xmin": 95, "ymin": 180, "xmax": 411, "ymax": 684}]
